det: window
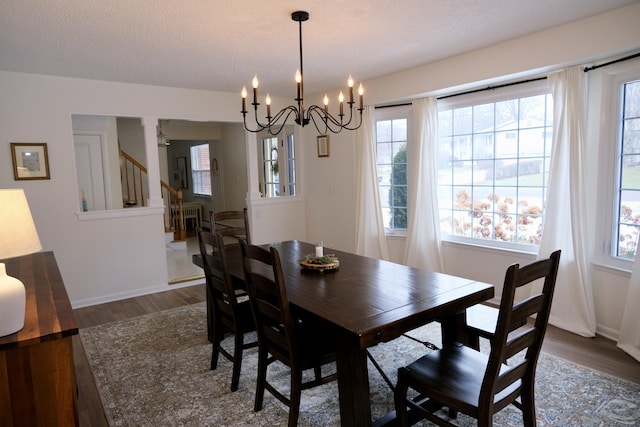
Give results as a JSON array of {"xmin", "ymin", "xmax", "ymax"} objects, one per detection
[
  {"xmin": 376, "ymin": 110, "xmax": 408, "ymax": 230},
  {"xmin": 259, "ymin": 128, "xmax": 296, "ymax": 197},
  {"xmin": 437, "ymin": 85, "xmax": 553, "ymax": 248},
  {"xmin": 614, "ymin": 78, "xmax": 640, "ymax": 259},
  {"xmin": 190, "ymin": 143, "xmax": 211, "ymax": 196}
]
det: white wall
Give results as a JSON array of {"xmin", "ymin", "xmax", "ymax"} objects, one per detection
[
  {"xmin": 1, "ymin": 3, "xmax": 638, "ymax": 340},
  {"xmin": 0, "ymin": 71, "xmax": 253, "ymax": 307}
]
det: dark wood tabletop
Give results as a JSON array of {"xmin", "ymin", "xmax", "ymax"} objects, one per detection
[
  {"xmin": 195, "ymin": 240, "xmax": 494, "ymax": 426},
  {"xmin": 0, "ymin": 251, "xmax": 79, "ymax": 426},
  {"xmin": 0, "ymin": 251, "xmax": 78, "ymax": 350}
]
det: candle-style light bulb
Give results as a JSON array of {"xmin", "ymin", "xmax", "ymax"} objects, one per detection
[
  {"xmin": 339, "ymin": 91, "xmax": 344, "ymax": 116},
  {"xmin": 252, "ymin": 75, "xmax": 259, "ymax": 105},
  {"xmin": 241, "ymin": 86, "xmax": 247, "ymax": 112},
  {"xmin": 265, "ymin": 94, "xmax": 272, "ymax": 118},
  {"xmin": 323, "ymin": 94, "xmax": 329, "ymax": 112},
  {"xmin": 348, "ymin": 75, "xmax": 354, "ymax": 103},
  {"xmin": 295, "ymin": 69, "xmax": 302, "ymax": 100},
  {"xmin": 358, "ymin": 83, "xmax": 364, "ymax": 109}
]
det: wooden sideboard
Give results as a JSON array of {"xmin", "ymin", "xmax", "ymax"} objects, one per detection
[{"xmin": 0, "ymin": 251, "xmax": 79, "ymax": 426}]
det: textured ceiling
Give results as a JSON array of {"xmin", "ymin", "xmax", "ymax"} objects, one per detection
[{"xmin": 0, "ymin": 0, "xmax": 637, "ymax": 97}]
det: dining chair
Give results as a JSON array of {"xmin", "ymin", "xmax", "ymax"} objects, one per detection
[
  {"xmin": 210, "ymin": 208, "xmax": 251, "ymax": 245},
  {"xmin": 240, "ymin": 240, "xmax": 338, "ymax": 427},
  {"xmin": 197, "ymin": 228, "xmax": 257, "ymax": 392},
  {"xmin": 394, "ymin": 250, "xmax": 561, "ymax": 427}
]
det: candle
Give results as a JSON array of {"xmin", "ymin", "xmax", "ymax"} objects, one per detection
[
  {"xmin": 241, "ymin": 86, "xmax": 247, "ymax": 112},
  {"xmin": 323, "ymin": 94, "xmax": 329, "ymax": 112},
  {"xmin": 295, "ymin": 69, "xmax": 302, "ymax": 100},
  {"xmin": 339, "ymin": 91, "xmax": 344, "ymax": 116},
  {"xmin": 358, "ymin": 84, "xmax": 364, "ymax": 109},
  {"xmin": 348, "ymin": 75, "xmax": 354, "ymax": 103},
  {"xmin": 252, "ymin": 75, "xmax": 259, "ymax": 105},
  {"xmin": 315, "ymin": 241, "xmax": 324, "ymax": 258},
  {"xmin": 266, "ymin": 94, "xmax": 271, "ymax": 118}
]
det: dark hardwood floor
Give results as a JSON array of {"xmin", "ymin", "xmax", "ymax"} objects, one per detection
[{"xmin": 73, "ymin": 283, "xmax": 640, "ymax": 426}]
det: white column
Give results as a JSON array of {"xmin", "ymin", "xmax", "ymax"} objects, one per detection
[
  {"xmin": 245, "ymin": 131, "xmax": 262, "ymax": 202},
  {"xmin": 141, "ymin": 116, "xmax": 164, "ymax": 208}
]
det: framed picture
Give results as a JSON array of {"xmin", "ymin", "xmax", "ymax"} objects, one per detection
[
  {"xmin": 317, "ymin": 135, "xmax": 330, "ymax": 157},
  {"xmin": 10, "ymin": 142, "xmax": 50, "ymax": 180},
  {"xmin": 177, "ymin": 156, "xmax": 188, "ymax": 189}
]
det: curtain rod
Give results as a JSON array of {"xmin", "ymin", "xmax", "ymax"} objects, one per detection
[
  {"xmin": 376, "ymin": 51, "xmax": 640, "ymax": 109},
  {"xmin": 583, "ymin": 51, "xmax": 640, "ymax": 72}
]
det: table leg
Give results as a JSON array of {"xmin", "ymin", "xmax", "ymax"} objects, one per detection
[
  {"xmin": 440, "ymin": 310, "xmax": 469, "ymax": 347},
  {"xmin": 336, "ymin": 332, "xmax": 372, "ymax": 426}
]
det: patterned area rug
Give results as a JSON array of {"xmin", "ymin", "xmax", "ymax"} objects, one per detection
[{"xmin": 80, "ymin": 302, "xmax": 640, "ymax": 426}]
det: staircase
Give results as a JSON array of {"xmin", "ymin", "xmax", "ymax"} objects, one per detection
[{"xmin": 120, "ymin": 150, "xmax": 187, "ymax": 242}]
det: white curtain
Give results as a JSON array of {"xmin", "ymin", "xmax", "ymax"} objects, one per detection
[
  {"xmin": 354, "ymin": 106, "xmax": 389, "ymax": 260},
  {"xmin": 537, "ymin": 66, "xmax": 596, "ymax": 337},
  {"xmin": 404, "ymin": 98, "xmax": 444, "ymax": 272}
]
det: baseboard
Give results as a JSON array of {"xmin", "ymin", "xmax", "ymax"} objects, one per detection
[{"xmin": 70, "ymin": 280, "xmax": 203, "ymax": 309}]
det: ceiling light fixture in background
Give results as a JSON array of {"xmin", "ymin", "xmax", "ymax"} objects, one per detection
[{"xmin": 241, "ymin": 11, "xmax": 364, "ymax": 135}]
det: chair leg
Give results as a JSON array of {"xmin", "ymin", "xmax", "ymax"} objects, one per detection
[
  {"xmin": 230, "ymin": 333, "xmax": 244, "ymax": 392},
  {"xmin": 210, "ymin": 318, "xmax": 224, "ymax": 370},
  {"xmin": 288, "ymin": 369, "xmax": 303, "ymax": 427},
  {"xmin": 210, "ymin": 342, "xmax": 220, "ymax": 370},
  {"xmin": 254, "ymin": 348, "xmax": 267, "ymax": 412},
  {"xmin": 520, "ymin": 385, "xmax": 537, "ymax": 427},
  {"xmin": 394, "ymin": 369, "xmax": 409, "ymax": 427}
]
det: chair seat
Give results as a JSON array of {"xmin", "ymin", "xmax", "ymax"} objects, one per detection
[{"xmin": 400, "ymin": 345, "xmax": 520, "ymax": 417}]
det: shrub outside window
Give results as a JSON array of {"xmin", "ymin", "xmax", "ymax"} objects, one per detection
[{"xmin": 376, "ymin": 116, "xmax": 408, "ymax": 230}]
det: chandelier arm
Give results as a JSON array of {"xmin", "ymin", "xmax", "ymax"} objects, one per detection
[
  {"xmin": 243, "ymin": 112, "xmax": 268, "ymax": 133},
  {"xmin": 243, "ymin": 105, "xmax": 299, "ymax": 134},
  {"xmin": 265, "ymin": 106, "xmax": 300, "ymax": 136},
  {"xmin": 306, "ymin": 104, "xmax": 364, "ymax": 133},
  {"xmin": 307, "ymin": 111, "xmax": 329, "ymax": 135}
]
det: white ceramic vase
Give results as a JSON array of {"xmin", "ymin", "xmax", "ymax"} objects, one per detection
[{"xmin": 0, "ymin": 263, "xmax": 26, "ymax": 337}]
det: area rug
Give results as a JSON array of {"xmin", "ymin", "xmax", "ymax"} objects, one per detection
[{"xmin": 80, "ymin": 302, "xmax": 640, "ymax": 426}]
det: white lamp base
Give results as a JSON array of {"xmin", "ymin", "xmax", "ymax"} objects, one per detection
[{"xmin": 0, "ymin": 263, "xmax": 26, "ymax": 337}]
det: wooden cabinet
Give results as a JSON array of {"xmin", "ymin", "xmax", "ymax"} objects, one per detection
[{"xmin": 0, "ymin": 252, "xmax": 79, "ymax": 426}]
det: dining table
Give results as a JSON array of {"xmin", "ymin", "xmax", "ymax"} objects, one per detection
[{"xmin": 193, "ymin": 240, "xmax": 494, "ymax": 426}]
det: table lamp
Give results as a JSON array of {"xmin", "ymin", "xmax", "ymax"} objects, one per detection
[{"xmin": 0, "ymin": 189, "xmax": 42, "ymax": 337}]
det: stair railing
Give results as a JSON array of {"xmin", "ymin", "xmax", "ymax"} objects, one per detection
[{"xmin": 120, "ymin": 149, "xmax": 186, "ymax": 241}]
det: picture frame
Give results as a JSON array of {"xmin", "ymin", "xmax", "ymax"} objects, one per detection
[
  {"xmin": 177, "ymin": 156, "xmax": 188, "ymax": 189},
  {"xmin": 317, "ymin": 135, "xmax": 330, "ymax": 157},
  {"xmin": 10, "ymin": 142, "xmax": 50, "ymax": 180}
]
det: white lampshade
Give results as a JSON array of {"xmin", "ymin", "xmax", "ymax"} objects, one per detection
[
  {"xmin": 0, "ymin": 189, "xmax": 42, "ymax": 259},
  {"xmin": 0, "ymin": 189, "xmax": 42, "ymax": 337}
]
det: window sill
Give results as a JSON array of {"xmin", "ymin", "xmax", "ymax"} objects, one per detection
[{"xmin": 75, "ymin": 206, "xmax": 164, "ymax": 221}]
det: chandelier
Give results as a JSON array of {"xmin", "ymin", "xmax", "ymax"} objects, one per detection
[{"xmin": 241, "ymin": 11, "xmax": 364, "ymax": 135}]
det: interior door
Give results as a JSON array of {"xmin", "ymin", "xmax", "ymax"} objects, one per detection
[{"xmin": 74, "ymin": 133, "xmax": 107, "ymax": 211}]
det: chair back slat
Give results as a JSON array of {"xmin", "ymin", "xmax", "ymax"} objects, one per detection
[{"xmin": 211, "ymin": 209, "xmax": 251, "ymax": 244}]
